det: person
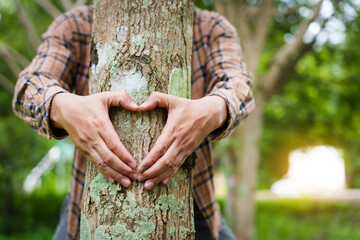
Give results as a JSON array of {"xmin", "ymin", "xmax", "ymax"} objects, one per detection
[{"xmin": 13, "ymin": 4, "xmax": 254, "ymax": 240}]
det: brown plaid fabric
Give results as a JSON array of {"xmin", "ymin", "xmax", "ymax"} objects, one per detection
[{"xmin": 13, "ymin": 5, "xmax": 254, "ymax": 240}]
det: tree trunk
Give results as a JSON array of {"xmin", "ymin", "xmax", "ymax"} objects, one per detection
[
  {"xmin": 227, "ymin": 96, "xmax": 263, "ymax": 240},
  {"xmin": 81, "ymin": 1, "xmax": 195, "ymax": 239},
  {"xmin": 215, "ymin": 1, "xmax": 322, "ymax": 239},
  {"xmin": 214, "ymin": 1, "xmax": 269, "ymax": 240}
]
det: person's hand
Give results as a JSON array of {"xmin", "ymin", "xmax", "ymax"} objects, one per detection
[
  {"xmin": 50, "ymin": 92, "xmax": 139, "ymax": 187},
  {"xmin": 137, "ymin": 92, "xmax": 228, "ymax": 190}
]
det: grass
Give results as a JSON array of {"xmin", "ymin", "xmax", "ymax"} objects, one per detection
[{"xmin": 255, "ymin": 200, "xmax": 360, "ymax": 240}]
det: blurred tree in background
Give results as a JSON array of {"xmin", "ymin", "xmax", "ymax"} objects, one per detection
[
  {"xmin": 1, "ymin": 0, "xmax": 360, "ymax": 239},
  {"xmin": 211, "ymin": 0, "xmax": 360, "ymax": 239}
]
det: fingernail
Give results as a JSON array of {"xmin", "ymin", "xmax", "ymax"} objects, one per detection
[
  {"xmin": 140, "ymin": 165, "xmax": 147, "ymax": 173},
  {"xmin": 138, "ymin": 175, "xmax": 145, "ymax": 182},
  {"xmin": 163, "ymin": 178, "xmax": 169, "ymax": 185},
  {"xmin": 107, "ymin": 177, "xmax": 114, "ymax": 183},
  {"xmin": 121, "ymin": 178, "xmax": 131, "ymax": 187},
  {"xmin": 131, "ymin": 173, "xmax": 138, "ymax": 180},
  {"xmin": 145, "ymin": 181, "xmax": 154, "ymax": 190}
]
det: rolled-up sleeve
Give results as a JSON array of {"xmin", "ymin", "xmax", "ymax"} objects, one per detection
[
  {"xmin": 205, "ymin": 13, "xmax": 255, "ymax": 141},
  {"xmin": 12, "ymin": 11, "xmax": 81, "ymax": 139}
]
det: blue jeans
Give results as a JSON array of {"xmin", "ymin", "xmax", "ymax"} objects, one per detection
[{"xmin": 53, "ymin": 194, "xmax": 237, "ymax": 240}]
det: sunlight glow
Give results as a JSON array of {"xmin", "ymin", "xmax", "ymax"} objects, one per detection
[
  {"xmin": 271, "ymin": 146, "xmax": 346, "ymax": 197},
  {"xmin": 320, "ymin": 0, "xmax": 334, "ymax": 19}
]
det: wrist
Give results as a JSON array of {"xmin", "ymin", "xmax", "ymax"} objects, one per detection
[
  {"xmin": 203, "ymin": 95, "xmax": 228, "ymax": 130},
  {"xmin": 50, "ymin": 92, "xmax": 72, "ymax": 129}
]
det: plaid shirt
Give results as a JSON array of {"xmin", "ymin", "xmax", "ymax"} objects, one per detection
[{"xmin": 13, "ymin": 5, "xmax": 254, "ymax": 240}]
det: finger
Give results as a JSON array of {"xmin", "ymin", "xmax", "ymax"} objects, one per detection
[
  {"xmin": 100, "ymin": 117, "xmax": 137, "ymax": 170},
  {"xmin": 139, "ymin": 143, "xmax": 180, "ymax": 180},
  {"xmin": 139, "ymin": 92, "xmax": 173, "ymax": 111},
  {"xmin": 101, "ymin": 168, "xmax": 131, "ymax": 187},
  {"xmin": 162, "ymin": 178, "xmax": 169, "ymax": 185},
  {"xmin": 90, "ymin": 149, "xmax": 132, "ymax": 187},
  {"xmin": 93, "ymin": 139, "xmax": 138, "ymax": 180},
  {"xmin": 144, "ymin": 169, "xmax": 174, "ymax": 190},
  {"xmin": 102, "ymin": 91, "xmax": 139, "ymax": 111},
  {"xmin": 105, "ymin": 176, "xmax": 115, "ymax": 183},
  {"xmin": 162, "ymin": 172, "xmax": 176, "ymax": 185},
  {"xmin": 138, "ymin": 122, "xmax": 176, "ymax": 173}
]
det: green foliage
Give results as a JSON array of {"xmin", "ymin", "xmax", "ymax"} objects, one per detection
[
  {"xmin": 194, "ymin": 0, "xmax": 213, "ymax": 10},
  {"xmin": 0, "ymin": 1, "xmax": 64, "ymax": 236},
  {"xmin": 0, "ymin": 190, "xmax": 64, "ymax": 240},
  {"xmin": 0, "ymin": 93, "xmax": 54, "ymax": 191},
  {"xmin": 0, "ymin": 91, "xmax": 57, "ymax": 234},
  {"xmin": 259, "ymin": 8, "xmax": 360, "ymax": 189},
  {"xmin": 0, "ymin": 1, "xmax": 52, "ymax": 60},
  {"xmin": 256, "ymin": 200, "xmax": 360, "ymax": 240}
]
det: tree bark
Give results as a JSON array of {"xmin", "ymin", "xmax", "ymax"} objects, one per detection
[{"xmin": 81, "ymin": 1, "xmax": 195, "ymax": 239}]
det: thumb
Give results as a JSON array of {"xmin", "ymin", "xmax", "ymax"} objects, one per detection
[
  {"xmin": 139, "ymin": 92, "xmax": 172, "ymax": 111},
  {"xmin": 101, "ymin": 91, "xmax": 139, "ymax": 111}
]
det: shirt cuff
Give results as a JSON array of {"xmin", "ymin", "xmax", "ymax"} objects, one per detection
[
  {"xmin": 207, "ymin": 88, "xmax": 253, "ymax": 141},
  {"xmin": 42, "ymin": 86, "xmax": 69, "ymax": 139}
]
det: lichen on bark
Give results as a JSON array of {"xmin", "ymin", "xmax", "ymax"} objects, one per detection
[{"xmin": 80, "ymin": 212, "xmax": 91, "ymax": 240}]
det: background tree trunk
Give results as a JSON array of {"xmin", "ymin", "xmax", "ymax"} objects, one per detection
[
  {"xmin": 214, "ymin": 1, "xmax": 324, "ymax": 239},
  {"xmin": 81, "ymin": 1, "xmax": 195, "ymax": 239}
]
